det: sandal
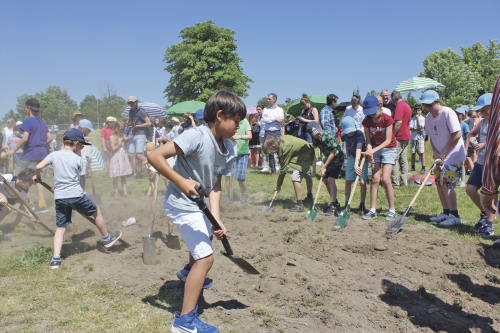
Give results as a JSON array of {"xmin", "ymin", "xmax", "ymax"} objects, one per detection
[
  {"xmin": 114, "ymin": 193, "xmax": 121, "ymax": 198},
  {"xmin": 123, "ymin": 194, "xmax": 132, "ymax": 198}
]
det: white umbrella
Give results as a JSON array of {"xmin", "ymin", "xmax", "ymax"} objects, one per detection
[
  {"xmin": 89, "ymin": 146, "xmax": 105, "ymax": 171},
  {"xmin": 122, "ymin": 102, "xmax": 169, "ymax": 120}
]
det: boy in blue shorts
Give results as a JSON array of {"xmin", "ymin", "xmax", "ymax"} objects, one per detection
[
  {"xmin": 35, "ymin": 129, "xmax": 122, "ymax": 269},
  {"xmin": 148, "ymin": 90, "xmax": 243, "ymax": 333},
  {"xmin": 341, "ymin": 116, "xmax": 368, "ymax": 213}
]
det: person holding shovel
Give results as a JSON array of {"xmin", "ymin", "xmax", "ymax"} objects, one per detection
[{"xmin": 34, "ymin": 128, "xmax": 122, "ymax": 269}]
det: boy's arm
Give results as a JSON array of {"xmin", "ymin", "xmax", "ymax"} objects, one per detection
[
  {"xmin": 34, "ymin": 159, "xmax": 50, "ymax": 179},
  {"xmin": 8, "ymin": 131, "xmax": 29, "ymax": 157},
  {"xmin": 46, "ymin": 132, "xmax": 53, "ymax": 145},
  {"xmin": 437, "ymin": 131, "xmax": 462, "ymax": 160},
  {"xmin": 321, "ymin": 151, "xmax": 335, "ymax": 177},
  {"xmin": 467, "ymin": 123, "xmax": 481, "ymax": 138}
]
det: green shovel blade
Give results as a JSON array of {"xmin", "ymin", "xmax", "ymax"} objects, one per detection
[
  {"xmin": 305, "ymin": 205, "xmax": 318, "ymax": 221},
  {"xmin": 334, "ymin": 205, "xmax": 351, "ymax": 228}
]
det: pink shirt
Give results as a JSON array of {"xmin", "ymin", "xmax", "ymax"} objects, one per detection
[{"xmin": 424, "ymin": 106, "xmax": 466, "ymax": 165}]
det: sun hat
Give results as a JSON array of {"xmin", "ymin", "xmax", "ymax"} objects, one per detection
[
  {"xmin": 106, "ymin": 116, "xmax": 116, "ymax": 122},
  {"xmin": 72, "ymin": 111, "xmax": 85, "ymax": 119},
  {"xmin": 78, "ymin": 119, "xmax": 95, "ymax": 132},
  {"xmin": 127, "ymin": 96, "xmax": 138, "ymax": 102},
  {"xmin": 196, "ymin": 109, "xmax": 204, "ymax": 120},
  {"xmin": 471, "ymin": 93, "xmax": 493, "ymax": 111},
  {"xmin": 420, "ymin": 90, "xmax": 440, "ymax": 104},
  {"xmin": 341, "ymin": 116, "xmax": 356, "ymax": 134},
  {"xmin": 172, "ymin": 117, "xmax": 180, "ymax": 123},
  {"xmin": 146, "ymin": 142, "xmax": 156, "ymax": 155},
  {"xmin": 306, "ymin": 121, "xmax": 322, "ymax": 137},
  {"xmin": 25, "ymin": 98, "xmax": 41, "ymax": 111},
  {"xmin": 362, "ymin": 96, "xmax": 379, "ymax": 115},
  {"xmin": 63, "ymin": 128, "xmax": 91, "ymax": 145}
]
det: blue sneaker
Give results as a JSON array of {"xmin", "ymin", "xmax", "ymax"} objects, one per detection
[
  {"xmin": 171, "ymin": 305, "xmax": 219, "ymax": 333},
  {"xmin": 176, "ymin": 264, "xmax": 212, "ymax": 289},
  {"xmin": 474, "ymin": 215, "xmax": 488, "ymax": 229},
  {"xmin": 477, "ymin": 223, "xmax": 495, "ymax": 238}
]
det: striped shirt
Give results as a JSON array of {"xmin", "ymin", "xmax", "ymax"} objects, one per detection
[{"xmin": 481, "ymin": 75, "xmax": 500, "ymax": 195}]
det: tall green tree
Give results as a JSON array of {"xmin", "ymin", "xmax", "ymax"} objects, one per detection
[
  {"xmin": 257, "ymin": 97, "xmax": 268, "ymax": 108},
  {"xmin": 365, "ymin": 90, "xmax": 378, "ymax": 97},
  {"xmin": 79, "ymin": 95, "xmax": 99, "ymax": 124},
  {"xmin": 163, "ymin": 20, "xmax": 253, "ymax": 104},
  {"xmin": 419, "ymin": 48, "xmax": 482, "ymax": 109},
  {"xmin": 461, "ymin": 38, "xmax": 500, "ymax": 94},
  {"xmin": 2, "ymin": 110, "xmax": 17, "ymax": 123},
  {"xmin": 98, "ymin": 81, "xmax": 127, "ymax": 122}
]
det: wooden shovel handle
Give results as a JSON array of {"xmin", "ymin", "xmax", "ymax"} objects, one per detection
[
  {"xmin": 7, "ymin": 203, "xmax": 35, "ymax": 220},
  {"xmin": 408, "ymin": 162, "xmax": 436, "ymax": 208},
  {"xmin": 347, "ymin": 156, "xmax": 366, "ymax": 206},
  {"xmin": 312, "ymin": 177, "xmax": 323, "ymax": 206},
  {"xmin": 147, "ymin": 173, "xmax": 159, "ymax": 236}
]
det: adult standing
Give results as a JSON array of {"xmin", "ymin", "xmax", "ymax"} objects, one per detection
[
  {"xmin": 170, "ymin": 117, "xmax": 181, "ymax": 139},
  {"xmin": 195, "ymin": 109, "xmax": 206, "ymax": 126},
  {"xmin": 390, "ymin": 91, "xmax": 412, "ymax": 187},
  {"xmin": 480, "ymin": 75, "xmax": 500, "ymax": 248},
  {"xmin": 126, "ymin": 96, "xmax": 150, "ymax": 178},
  {"xmin": 2, "ymin": 118, "xmax": 14, "ymax": 172},
  {"xmin": 249, "ymin": 115, "xmax": 261, "ymax": 168},
  {"xmin": 296, "ymin": 94, "xmax": 320, "ymax": 176},
  {"xmin": 69, "ymin": 111, "xmax": 85, "ymax": 129},
  {"xmin": 381, "ymin": 89, "xmax": 396, "ymax": 113},
  {"xmin": 153, "ymin": 116, "xmax": 166, "ymax": 146},
  {"xmin": 261, "ymin": 94, "xmax": 284, "ymax": 176},
  {"xmin": 341, "ymin": 95, "xmax": 365, "ymax": 131},
  {"xmin": 320, "ymin": 94, "xmax": 339, "ymax": 135},
  {"xmin": 409, "ymin": 104, "xmax": 426, "ymax": 174},
  {"xmin": 256, "ymin": 105, "xmax": 269, "ymax": 171}
]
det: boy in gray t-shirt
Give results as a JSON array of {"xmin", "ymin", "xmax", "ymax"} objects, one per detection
[
  {"xmin": 35, "ymin": 128, "xmax": 122, "ymax": 270},
  {"xmin": 148, "ymin": 90, "xmax": 246, "ymax": 333}
]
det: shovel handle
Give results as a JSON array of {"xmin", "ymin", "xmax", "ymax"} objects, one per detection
[
  {"xmin": 147, "ymin": 173, "xmax": 159, "ymax": 236},
  {"xmin": 268, "ymin": 190, "xmax": 278, "ymax": 208},
  {"xmin": 407, "ymin": 160, "xmax": 439, "ymax": 208},
  {"xmin": 7, "ymin": 203, "xmax": 35, "ymax": 220},
  {"xmin": 346, "ymin": 156, "xmax": 366, "ymax": 206},
  {"xmin": 312, "ymin": 177, "xmax": 323, "ymax": 206},
  {"xmin": 89, "ymin": 163, "xmax": 97, "ymax": 195}
]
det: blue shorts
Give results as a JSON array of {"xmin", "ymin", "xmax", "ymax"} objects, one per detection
[
  {"xmin": 346, "ymin": 155, "xmax": 369, "ymax": 181},
  {"xmin": 128, "ymin": 134, "xmax": 147, "ymax": 154},
  {"xmin": 235, "ymin": 154, "xmax": 249, "ymax": 182},
  {"xmin": 13, "ymin": 153, "xmax": 22, "ymax": 167},
  {"xmin": 372, "ymin": 147, "xmax": 397, "ymax": 165},
  {"xmin": 55, "ymin": 194, "xmax": 97, "ymax": 228},
  {"xmin": 466, "ymin": 162, "xmax": 483, "ymax": 188}
]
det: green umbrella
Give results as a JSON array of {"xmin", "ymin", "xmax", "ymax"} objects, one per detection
[
  {"xmin": 165, "ymin": 101, "xmax": 206, "ymax": 116},
  {"xmin": 287, "ymin": 95, "xmax": 327, "ymax": 117},
  {"xmin": 394, "ymin": 77, "xmax": 445, "ymax": 93}
]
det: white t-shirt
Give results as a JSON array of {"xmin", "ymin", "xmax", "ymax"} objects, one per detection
[
  {"xmin": 342, "ymin": 105, "xmax": 365, "ymax": 131},
  {"xmin": 2, "ymin": 127, "xmax": 13, "ymax": 147},
  {"xmin": 0, "ymin": 174, "xmax": 29, "ymax": 201},
  {"xmin": 409, "ymin": 116, "xmax": 426, "ymax": 140},
  {"xmin": 382, "ymin": 107, "xmax": 392, "ymax": 117},
  {"xmin": 261, "ymin": 106, "xmax": 284, "ymax": 132}
]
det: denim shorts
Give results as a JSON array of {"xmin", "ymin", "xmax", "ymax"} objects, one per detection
[
  {"xmin": 372, "ymin": 148, "xmax": 397, "ymax": 165},
  {"xmin": 128, "ymin": 134, "xmax": 147, "ymax": 154},
  {"xmin": 55, "ymin": 194, "xmax": 97, "ymax": 228},
  {"xmin": 13, "ymin": 153, "xmax": 22, "ymax": 167},
  {"xmin": 466, "ymin": 162, "xmax": 483, "ymax": 188},
  {"xmin": 346, "ymin": 155, "xmax": 369, "ymax": 181}
]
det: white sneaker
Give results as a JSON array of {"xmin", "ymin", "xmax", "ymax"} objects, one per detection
[
  {"xmin": 261, "ymin": 167, "xmax": 269, "ymax": 172},
  {"xmin": 460, "ymin": 181, "xmax": 465, "ymax": 187},
  {"xmin": 429, "ymin": 212, "xmax": 448, "ymax": 222},
  {"xmin": 439, "ymin": 215, "xmax": 461, "ymax": 227}
]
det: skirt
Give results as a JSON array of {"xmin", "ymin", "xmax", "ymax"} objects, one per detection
[{"xmin": 109, "ymin": 147, "xmax": 133, "ymax": 177}]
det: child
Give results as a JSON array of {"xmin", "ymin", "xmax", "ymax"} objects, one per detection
[
  {"xmin": 422, "ymin": 90, "xmax": 466, "ymax": 226},
  {"xmin": 78, "ymin": 120, "xmax": 95, "ymax": 191},
  {"xmin": 6, "ymin": 126, "xmax": 24, "ymax": 175},
  {"xmin": 35, "ymin": 129, "xmax": 122, "ymax": 269},
  {"xmin": 361, "ymin": 95, "xmax": 397, "ymax": 221},
  {"xmin": 409, "ymin": 104, "xmax": 426, "ymax": 174},
  {"xmin": 50, "ymin": 131, "xmax": 64, "ymax": 153},
  {"xmin": 305, "ymin": 121, "xmax": 344, "ymax": 215},
  {"xmin": 148, "ymin": 90, "xmax": 243, "ymax": 333},
  {"xmin": 341, "ymin": 116, "xmax": 368, "ymax": 213},
  {"xmin": 100, "ymin": 117, "xmax": 115, "ymax": 175},
  {"xmin": 262, "ymin": 134, "xmax": 315, "ymax": 212},
  {"xmin": 466, "ymin": 93, "xmax": 495, "ymax": 237},
  {"xmin": 109, "ymin": 120, "xmax": 132, "ymax": 198},
  {"xmin": 178, "ymin": 112, "xmax": 196, "ymax": 134},
  {"xmin": 455, "ymin": 106, "xmax": 470, "ymax": 187}
]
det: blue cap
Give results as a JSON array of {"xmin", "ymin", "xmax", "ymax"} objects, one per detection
[
  {"xmin": 362, "ymin": 95, "xmax": 379, "ymax": 115},
  {"xmin": 420, "ymin": 90, "xmax": 440, "ymax": 104},
  {"xmin": 195, "ymin": 108, "xmax": 204, "ymax": 120},
  {"xmin": 78, "ymin": 119, "xmax": 95, "ymax": 132},
  {"xmin": 63, "ymin": 128, "xmax": 91, "ymax": 145},
  {"xmin": 471, "ymin": 93, "xmax": 493, "ymax": 111},
  {"xmin": 285, "ymin": 113, "xmax": 291, "ymax": 117},
  {"xmin": 455, "ymin": 106, "xmax": 466, "ymax": 115},
  {"xmin": 341, "ymin": 116, "xmax": 356, "ymax": 134}
]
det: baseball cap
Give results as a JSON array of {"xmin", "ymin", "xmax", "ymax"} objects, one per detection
[
  {"xmin": 16, "ymin": 121, "xmax": 22, "ymax": 125},
  {"xmin": 455, "ymin": 106, "xmax": 466, "ymax": 115},
  {"xmin": 172, "ymin": 117, "xmax": 180, "ymax": 123},
  {"xmin": 78, "ymin": 119, "xmax": 95, "ymax": 132},
  {"xmin": 63, "ymin": 128, "xmax": 91, "ymax": 145},
  {"xmin": 127, "ymin": 96, "xmax": 138, "ymax": 102},
  {"xmin": 196, "ymin": 109, "xmax": 204, "ymax": 120},
  {"xmin": 285, "ymin": 113, "xmax": 291, "ymax": 117},
  {"xmin": 362, "ymin": 96, "xmax": 379, "ymax": 115},
  {"xmin": 471, "ymin": 93, "xmax": 493, "ymax": 111},
  {"xmin": 106, "ymin": 116, "xmax": 116, "ymax": 122},
  {"xmin": 72, "ymin": 111, "xmax": 85, "ymax": 119},
  {"xmin": 25, "ymin": 98, "xmax": 41, "ymax": 111},
  {"xmin": 341, "ymin": 116, "xmax": 356, "ymax": 134},
  {"xmin": 13, "ymin": 126, "xmax": 21, "ymax": 132},
  {"xmin": 306, "ymin": 121, "xmax": 322, "ymax": 137},
  {"xmin": 420, "ymin": 90, "xmax": 440, "ymax": 104}
]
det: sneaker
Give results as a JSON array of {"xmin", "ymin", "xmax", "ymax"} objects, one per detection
[
  {"xmin": 241, "ymin": 194, "xmax": 248, "ymax": 204},
  {"xmin": 362, "ymin": 210, "xmax": 377, "ymax": 220},
  {"xmin": 289, "ymin": 205, "xmax": 304, "ymax": 213},
  {"xmin": 460, "ymin": 181, "xmax": 466, "ymax": 187},
  {"xmin": 324, "ymin": 205, "xmax": 334, "ymax": 216},
  {"xmin": 34, "ymin": 205, "xmax": 49, "ymax": 214},
  {"xmin": 261, "ymin": 167, "xmax": 269, "ymax": 172},
  {"xmin": 386, "ymin": 211, "xmax": 397, "ymax": 221},
  {"xmin": 171, "ymin": 305, "xmax": 219, "ymax": 333},
  {"xmin": 176, "ymin": 264, "xmax": 212, "ymax": 289},
  {"xmin": 409, "ymin": 167, "xmax": 416, "ymax": 172},
  {"xmin": 429, "ymin": 212, "xmax": 448, "ymax": 223},
  {"xmin": 477, "ymin": 223, "xmax": 495, "ymax": 238},
  {"xmin": 420, "ymin": 169, "xmax": 426, "ymax": 174},
  {"xmin": 50, "ymin": 260, "xmax": 61, "ymax": 269},
  {"xmin": 322, "ymin": 205, "xmax": 330, "ymax": 213},
  {"xmin": 474, "ymin": 215, "xmax": 488, "ymax": 229},
  {"xmin": 224, "ymin": 196, "xmax": 230, "ymax": 202},
  {"xmin": 493, "ymin": 239, "xmax": 500, "ymax": 249},
  {"xmin": 439, "ymin": 215, "xmax": 461, "ymax": 227},
  {"xmin": 417, "ymin": 159, "xmax": 421, "ymax": 164},
  {"xmin": 333, "ymin": 202, "xmax": 341, "ymax": 212},
  {"xmin": 358, "ymin": 203, "xmax": 366, "ymax": 214},
  {"xmin": 104, "ymin": 230, "xmax": 122, "ymax": 248},
  {"xmin": 0, "ymin": 233, "xmax": 12, "ymax": 242}
]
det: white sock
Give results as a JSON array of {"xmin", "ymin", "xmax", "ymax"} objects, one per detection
[
  {"xmin": 369, "ymin": 208, "xmax": 376, "ymax": 213},
  {"xmin": 389, "ymin": 209, "xmax": 396, "ymax": 214}
]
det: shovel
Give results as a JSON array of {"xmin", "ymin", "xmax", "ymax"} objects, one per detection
[
  {"xmin": 143, "ymin": 172, "xmax": 159, "ymax": 265},
  {"xmin": 386, "ymin": 159, "xmax": 441, "ymax": 234},
  {"xmin": 305, "ymin": 177, "xmax": 323, "ymax": 221},
  {"xmin": 165, "ymin": 219, "xmax": 181, "ymax": 250},
  {"xmin": 334, "ymin": 157, "xmax": 366, "ymax": 229},
  {"xmin": 262, "ymin": 190, "xmax": 278, "ymax": 213},
  {"xmin": 88, "ymin": 163, "xmax": 101, "ymax": 204},
  {"xmin": 190, "ymin": 186, "xmax": 259, "ymax": 275}
]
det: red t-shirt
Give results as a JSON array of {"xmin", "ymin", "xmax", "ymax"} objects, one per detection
[
  {"xmin": 392, "ymin": 100, "xmax": 412, "ymax": 141},
  {"xmin": 100, "ymin": 128, "xmax": 113, "ymax": 140},
  {"xmin": 362, "ymin": 113, "xmax": 397, "ymax": 148}
]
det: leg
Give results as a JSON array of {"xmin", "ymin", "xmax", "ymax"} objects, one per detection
[
  {"xmin": 268, "ymin": 153, "xmax": 275, "ymax": 173},
  {"xmin": 420, "ymin": 152, "xmax": 426, "ymax": 168},
  {"xmin": 311, "ymin": 153, "xmax": 317, "ymax": 176},
  {"xmin": 128, "ymin": 153, "xmax": 136, "ymax": 176},
  {"xmin": 92, "ymin": 208, "xmax": 108, "ymax": 236},
  {"xmin": 360, "ymin": 180, "xmax": 367, "ymax": 203},
  {"xmin": 53, "ymin": 227, "xmax": 66, "ymax": 257},
  {"xmin": 113, "ymin": 177, "xmax": 119, "ymax": 196},
  {"xmin": 327, "ymin": 178, "xmax": 337, "ymax": 203},
  {"xmin": 441, "ymin": 187, "xmax": 458, "ymax": 211},
  {"xmin": 435, "ymin": 183, "xmax": 450, "ymax": 210},
  {"xmin": 381, "ymin": 164, "xmax": 395, "ymax": 210},
  {"xmin": 391, "ymin": 141, "xmax": 402, "ymax": 186},
  {"xmin": 238, "ymin": 181, "xmax": 247, "ymax": 196},
  {"xmin": 370, "ymin": 162, "xmax": 382, "ymax": 210},
  {"xmin": 345, "ymin": 180, "xmax": 353, "ymax": 203},
  {"xmin": 121, "ymin": 176, "xmax": 128, "ymax": 196},
  {"xmin": 135, "ymin": 152, "xmax": 147, "ymax": 167},
  {"xmin": 411, "ymin": 152, "xmax": 416, "ymax": 167},
  {"xmin": 305, "ymin": 177, "xmax": 313, "ymax": 194},
  {"xmin": 466, "ymin": 184, "xmax": 483, "ymax": 211},
  {"xmin": 35, "ymin": 182, "xmax": 45, "ymax": 208},
  {"xmin": 399, "ymin": 140, "xmax": 409, "ymax": 186},
  {"xmin": 181, "ymin": 254, "xmax": 214, "ymax": 316},
  {"xmin": 292, "ymin": 181, "xmax": 302, "ymax": 201}
]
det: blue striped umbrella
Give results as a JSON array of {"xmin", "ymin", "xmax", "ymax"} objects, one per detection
[{"xmin": 122, "ymin": 102, "xmax": 169, "ymax": 120}]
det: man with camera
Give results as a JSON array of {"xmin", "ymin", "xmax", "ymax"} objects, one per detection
[{"xmin": 126, "ymin": 96, "xmax": 150, "ymax": 178}]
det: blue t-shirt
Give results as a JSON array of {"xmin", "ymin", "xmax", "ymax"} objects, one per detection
[
  {"xmin": 128, "ymin": 107, "xmax": 148, "ymax": 136},
  {"xmin": 460, "ymin": 122, "xmax": 469, "ymax": 142},
  {"xmin": 19, "ymin": 117, "xmax": 49, "ymax": 161},
  {"xmin": 341, "ymin": 130, "xmax": 366, "ymax": 157},
  {"xmin": 45, "ymin": 150, "xmax": 84, "ymax": 200}
]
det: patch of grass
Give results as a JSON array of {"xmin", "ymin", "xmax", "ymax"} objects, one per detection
[
  {"xmin": 252, "ymin": 305, "xmax": 276, "ymax": 316},
  {"xmin": 84, "ymin": 263, "xmax": 94, "ymax": 272},
  {"xmin": 457, "ymin": 261, "xmax": 469, "ymax": 269},
  {"xmin": 283, "ymin": 226, "xmax": 304, "ymax": 236},
  {"xmin": 261, "ymin": 316, "xmax": 278, "ymax": 327},
  {"xmin": 384, "ymin": 284, "xmax": 407, "ymax": 299},
  {"xmin": 5, "ymin": 244, "xmax": 53, "ymax": 272}
]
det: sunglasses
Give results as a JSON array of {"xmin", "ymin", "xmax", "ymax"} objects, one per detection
[{"xmin": 74, "ymin": 141, "xmax": 85, "ymax": 147}]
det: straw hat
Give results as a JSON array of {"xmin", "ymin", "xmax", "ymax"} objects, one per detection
[
  {"xmin": 146, "ymin": 142, "xmax": 156, "ymax": 155},
  {"xmin": 72, "ymin": 111, "xmax": 85, "ymax": 119}
]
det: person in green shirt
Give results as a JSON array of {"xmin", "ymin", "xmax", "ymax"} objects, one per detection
[
  {"xmin": 262, "ymin": 134, "xmax": 315, "ymax": 212},
  {"xmin": 225, "ymin": 118, "xmax": 252, "ymax": 203}
]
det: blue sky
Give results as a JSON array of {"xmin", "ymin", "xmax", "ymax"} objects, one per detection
[{"xmin": 1, "ymin": 0, "xmax": 498, "ymax": 119}]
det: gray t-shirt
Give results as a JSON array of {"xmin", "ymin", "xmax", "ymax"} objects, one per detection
[
  {"xmin": 45, "ymin": 150, "xmax": 84, "ymax": 200},
  {"xmin": 0, "ymin": 174, "xmax": 28, "ymax": 201},
  {"xmin": 129, "ymin": 107, "xmax": 148, "ymax": 136},
  {"xmin": 165, "ymin": 125, "xmax": 236, "ymax": 211}
]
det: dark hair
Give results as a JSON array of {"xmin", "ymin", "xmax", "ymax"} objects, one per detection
[
  {"xmin": 13, "ymin": 126, "xmax": 21, "ymax": 132},
  {"xmin": 167, "ymin": 124, "xmax": 173, "ymax": 129},
  {"xmin": 268, "ymin": 93, "xmax": 277, "ymax": 101},
  {"xmin": 326, "ymin": 94, "xmax": 338, "ymax": 106},
  {"xmin": 299, "ymin": 93, "xmax": 310, "ymax": 106},
  {"xmin": 204, "ymin": 90, "xmax": 246, "ymax": 123},
  {"xmin": 18, "ymin": 168, "xmax": 35, "ymax": 182},
  {"xmin": 257, "ymin": 104, "xmax": 265, "ymax": 110}
]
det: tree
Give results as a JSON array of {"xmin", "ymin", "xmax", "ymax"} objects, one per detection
[
  {"xmin": 461, "ymin": 38, "xmax": 500, "ymax": 94},
  {"xmin": 2, "ymin": 110, "xmax": 17, "ymax": 123},
  {"xmin": 79, "ymin": 95, "xmax": 99, "ymax": 124},
  {"xmin": 98, "ymin": 81, "xmax": 127, "ymax": 121},
  {"xmin": 257, "ymin": 97, "xmax": 268, "ymax": 108},
  {"xmin": 419, "ymin": 48, "xmax": 482, "ymax": 109},
  {"xmin": 163, "ymin": 20, "xmax": 253, "ymax": 104},
  {"xmin": 365, "ymin": 90, "xmax": 378, "ymax": 97}
]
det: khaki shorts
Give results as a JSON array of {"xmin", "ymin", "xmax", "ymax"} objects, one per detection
[
  {"xmin": 410, "ymin": 136, "xmax": 425, "ymax": 154},
  {"xmin": 291, "ymin": 169, "xmax": 312, "ymax": 183},
  {"xmin": 433, "ymin": 162, "xmax": 463, "ymax": 189}
]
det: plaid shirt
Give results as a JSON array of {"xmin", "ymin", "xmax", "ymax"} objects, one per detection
[
  {"xmin": 482, "ymin": 75, "xmax": 500, "ymax": 195},
  {"xmin": 320, "ymin": 105, "xmax": 336, "ymax": 135},
  {"xmin": 312, "ymin": 132, "xmax": 344, "ymax": 171}
]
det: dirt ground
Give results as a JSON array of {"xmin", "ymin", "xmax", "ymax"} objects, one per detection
[{"xmin": 2, "ymin": 191, "xmax": 500, "ymax": 333}]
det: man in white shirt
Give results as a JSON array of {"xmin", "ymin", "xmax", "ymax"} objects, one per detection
[
  {"xmin": 262, "ymin": 93, "xmax": 284, "ymax": 176},
  {"xmin": 409, "ymin": 104, "xmax": 426, "ymax": 174},
  {"xmin": 341, "ymin": 95, "xmax": 365, "ymax": 131},
  {"xmin": 376, "ymin": 96, "xmax": 392, "ymax": 116}
]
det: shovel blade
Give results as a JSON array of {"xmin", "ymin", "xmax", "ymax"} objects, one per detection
[
  {"xmin": 334, "ymin": 205, "xmax": 351, "ymax": 229},
  {"xmin": 166, "ymin": 234, "xmax": 182, "ymax": 250},
  {"xmin": 93, "ymin": 193, "xmax": 102, "ymax": 205},
  {"xmin": 386, "ymin": 216, "xmax": 408, "ymax": 234},
  {"xmin": 261, "ymin": 206, "xmax": 270, "ymax": 212},
  {"xmin": 305, "ymin": 209, "xmax": 317, "ymax": 221},
  {"xmin": 221, "ymin": 251, "xmax": 260, "ymax": 274},
  {"xmin": 142, "ymin": 236, "xmax": 157, "ymax": 265}
]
